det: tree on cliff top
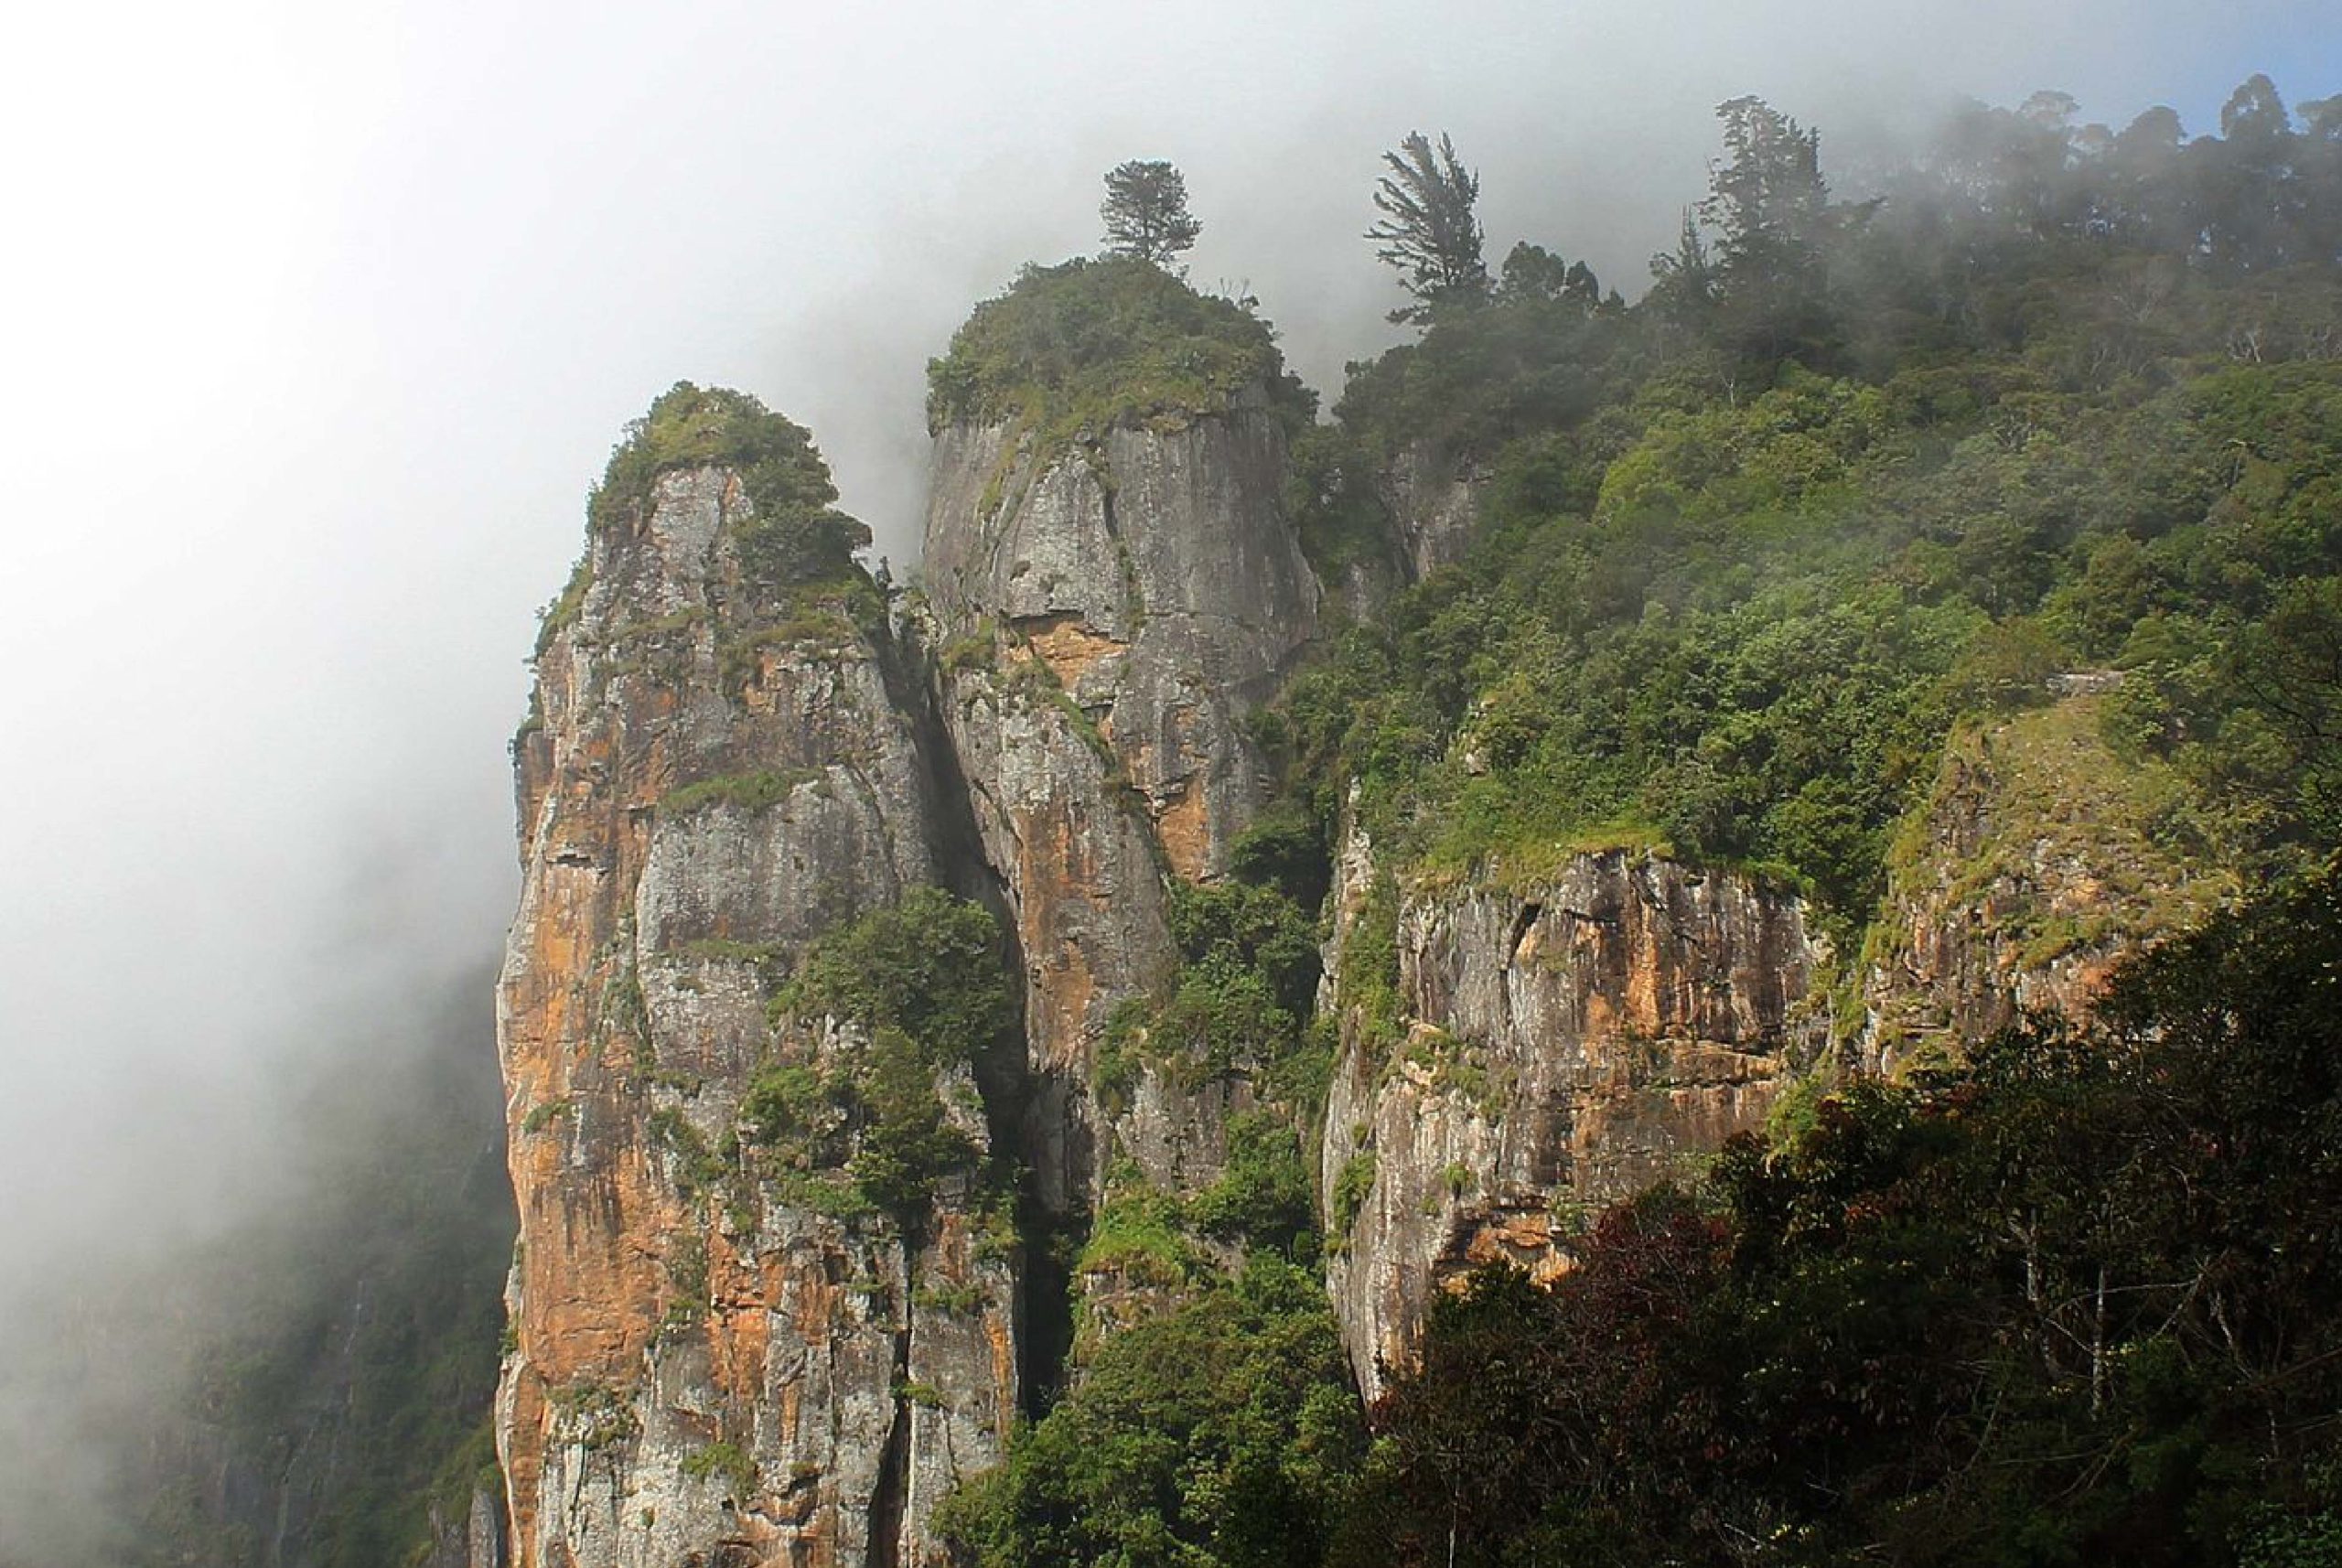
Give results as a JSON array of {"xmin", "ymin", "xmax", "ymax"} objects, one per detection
[
  {"xmin": 1101, "ymin": 159, "xmax": 1201, "ymax": 267},
  {"xmin": 1366, "ymin": 131, "xmax": 1489, "ymax": 323}
]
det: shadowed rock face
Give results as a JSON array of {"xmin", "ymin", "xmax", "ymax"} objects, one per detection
[
  {"xmin": 1376, "ymin": 441, "xmax": 1480, "ymax": 583},
  {"xmin": 1860, "ymin": 695, "xmax": 2236, "ymax": 1077},
  {"xmin": 1319, "ymin": 831, "xmax": 1829, "ymax": 1402},
  {"xmin": 500, "ymin": 467, "xmax": 1013, "ymax": 1568},
  {"xmin": 920, "ymin": 396, "xmax": 1319, "ymax": 1208},
  {"xmin": 923, "ymin": 398, "xmax": 1318, "ymax": 884}
]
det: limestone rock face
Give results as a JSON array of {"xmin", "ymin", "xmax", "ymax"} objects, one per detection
[
  {"xmin": 920, "ymin": 398, "xmax": 1319, "ymax": 1205},
  {"xmin": 923, "ymin": 398, "xmax": 1318, "ymax": 883},
  {"xmin": 928, "ymin": 637, "xmax": 1177, "ymax": 1209},
  {"xmin": 499, "ymin": 467, "xmax": 1013, "ymax": 1568},
  {"xmin": 1861, "ymin": 694, "xmax": 2235, "ymax": 1075},
  {"xmin": 1376, "ymin": 441, "xmax": 1480, "ymax": 581},
  {"xmin": 1319, "ymin": 831, "xmax": 1828, "ymax": 1402}
]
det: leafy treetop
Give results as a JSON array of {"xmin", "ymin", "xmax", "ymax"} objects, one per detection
[{"xmin": 924, "ymin": 255, "xmax": 1311, "ymax": 440}]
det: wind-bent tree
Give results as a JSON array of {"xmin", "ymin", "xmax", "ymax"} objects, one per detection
[
  {"xmin": 1101, "ymin": 159, "xmax": 1201, "ymax": 266},
  {"xmin": 1366, "ymin": 131, "xmax": 1489, "ymax": 322}
]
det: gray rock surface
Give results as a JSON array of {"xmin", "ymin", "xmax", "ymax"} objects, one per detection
[
  {"xmin": 1377, "ymin": 441, "xmax": 1480, "ymax": 581},
  {"xmin": 499, "ymin": 466, "xmax": 1012, "ymax": 1568},
  {"xmin": 919, "ymin": 394, "xmax": 1319, "ymax": 1209},
  {"xmin": 1319, "ymin": 829, "xmax": 1829, "ymax": 1401}
]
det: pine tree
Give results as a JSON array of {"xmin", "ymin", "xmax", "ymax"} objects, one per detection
[
  {"xmin": 1100, "ymin": 160, "xmax": 1201, "ymax": 266},
  {"xmin": 1366, "ymin": 131, "xmax": 1490, "ymax": 322}
]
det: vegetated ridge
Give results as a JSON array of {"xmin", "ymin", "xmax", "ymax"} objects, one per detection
[{"xmin": 143, "ymin": 73, "xmax": 2342, "ymax": 1568}]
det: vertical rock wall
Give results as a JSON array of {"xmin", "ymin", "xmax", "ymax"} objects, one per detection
[
  {"xmin": 920, "ymin": 396, "xmax": 1320, "ymax": 1207},
  {"xmin": 499, "ymin": 467, "xmax": 1015, "ymax": 1568},
  {"xmin": 1318, "ymin": 831, "xmax": 1829, "ymax": 1402}
]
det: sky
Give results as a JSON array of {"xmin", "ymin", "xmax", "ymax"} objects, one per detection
[{"xmin": 0, "ymin": 0, "xmax": 2336, "ymax": 1542}]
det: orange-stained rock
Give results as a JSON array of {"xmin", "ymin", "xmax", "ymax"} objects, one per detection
[
  {"xmin": 919, "ymin": 395, "xmax": 1320, "ymax": 1217},
  {"xmin": 496, "ymin": 461, "xmax": 1014, "ymax": 1568},
  {"xmin": 1320, "ymin": 834, "xmax": 1827, "ymax": 1402}
]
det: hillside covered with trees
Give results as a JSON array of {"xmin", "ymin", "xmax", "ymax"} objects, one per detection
[
  {"xmin": 929, "ymin": 74, "xmax": 2342, "ymax": 1568},
  {"xmin": 124, "ymin": 70, "xmax": 2342, "ymax": 1568}
]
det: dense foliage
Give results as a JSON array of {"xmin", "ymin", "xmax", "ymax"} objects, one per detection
[
  {"xmin": 746, "ymin": 887, "xmax": 1019, "ymax": 1226},
  {"xmin": 946, "ymin": 73, "xmax": 2342, "ymax": 1568},
  {"xmin": 1282, "ymin": 79, "xmax": 2342, "ymax": 928},
  {"xmin": 1348, "ymin": 862, "xmax": 2342, "ymax": 1568},
  {"xmin": 924, "ymin": 255, "xmax": 1314, "ymax": 442},
  {"xmin": 937, "ymin": 1257, "xmax": 1365, "ymax": 1568}
]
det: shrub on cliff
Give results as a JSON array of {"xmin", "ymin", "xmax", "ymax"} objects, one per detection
[
  {"xmin": 924, "ymin": 255, "xmax": 1312, "ymax": 441},
  {"xmin": 779, "ymin": 886, "xmax": 1015, "ymax": 1068},
  {"xmin": 589, "ymin": 381, "xmax": 870, "ymax": 587},
  {"xmin": 938, "ymin": 1256, "xmax": 1363, "ymax": 1568}
]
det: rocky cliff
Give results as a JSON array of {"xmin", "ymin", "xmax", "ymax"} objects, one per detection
[
  {"xmin": 494, "ymin": 364, "xmax": 2239, "ymax": 1567},
  {"xmin": 499, "ymin": 409, "xmax": 1016, "ymax": 1568},
  {"xmin": 920, "ymin": 394, "xmax": 1319, "ymax": 1208},
  {"xmin": 497, "ymin": 369, "xmax": 1324, "ymax": 1565},
  {"xmin": 1862, "ymin": 693, "xmax": 2236, "ymax": 1076},
  {"xmin": 1317, "ymin": 823, "xmax": 1829, "ymax": 1400},
  {"xmin": 1375, "ymin": 441, "xmax": 1480, "ymax": 582}
]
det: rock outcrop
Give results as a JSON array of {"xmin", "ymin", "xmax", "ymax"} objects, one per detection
[
  {"xmin": 921, "ymin": 393, "xmax": 1319, "ymax": 1206},
  {"xmin": 1862, "ymin": 693, "xmax": 2235, "ymax": 1075},
  {"xmin": 1375, "ymin": 441, "xmax": 1480, "ymax": 582},
  {"xmin": 1318, "ymin": 828, "xmax": 1828, "ymax": 1401},
  {"xmin": 498, "ymin": 359, "xmax": 1327, "ymax": 1560},
  {"xmin": 499, "ymin": 456, "xmax": 1015, "ymax": 1568}
]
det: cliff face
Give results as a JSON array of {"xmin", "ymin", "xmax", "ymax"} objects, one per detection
[
  {"xmin": 499, "ymin": 465, "xmax": 1014, "ymax": 1568},
  {"xmin": 1375, "ymin": 441, "xmax": 1479, "ymax": 582},
  {"xmin": 493, "ymin": 372, "xmax": 2236, "ymax": 1567},
  {"xmin": 1319, "ymin": 827, "xmax": 1827, "ymax": 1402},
  {"xmin": 920, "ymin": 397, "xmax": 1319, "ymax": 1206},
  {"xmin": 1862, "ymin": 693, "xmax": 2235, "ymax": 1075}
]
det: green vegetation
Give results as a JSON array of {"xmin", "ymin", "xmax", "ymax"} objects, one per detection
[
  {"xmin": 1366, "ymin": 131, "xmax": 1490, "ymax": 322},
  {"xmin": 779, "ymin": 886, "xmax": 1017, "ymax": 1061},
  {"xmin": 938, "ymin": 1257, "xmax": 1364, "ymax": 1568},
  {"xmin": 1077, "ymin": 1176, "xmax": 1209, "ymax": 1288},
  {"xmin": 1187, "ymin": 1111, "xmax": 1318, "ymax": 1259},
  {"xmin": 1287, "ymin": 296, "xmax": 2342, "ymax": 936},
  {"xmin": 589, "ymin": 381, "xmax": 869, "ymax": 589},
  {"xmin": 533, "ymin": 556, "xmax": 594, "ymax": 656},
  {"xmin": 1327, "ymin": 1152, "xmax": 1376, "ymax": 1240},
  {"xmin": 745, "ymin": 888, "xmax": 1018, "ymax": 1226},
  {"xmin": 1099, "ymin": 159, "xmax": 1201, "ymax": 266},
  {"xmin": 533, "ymin": 381, "xmax": 883, "ymax": 674},
  {"xmin": 1348, "ymin": 863, "xmax": 2342, "ymax": 1568},
  {"xmin": 679, "ymin": 1441, "xmax": 757, "ymax": 1497},
  {"xmin": 656, "ymin": 768, "xmax": 819, "ymax": 818},
  {"xmin": 1095, "ymin": 847, "xmax": 1332, "ymax": 1135},
  {"xmin": 924, "ymin": 255, "xmax": 1313, "ymax": 450}
]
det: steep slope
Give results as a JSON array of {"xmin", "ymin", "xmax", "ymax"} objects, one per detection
[
  {"xmin": 919, "ymin": 260, "xmax": 1321, "ymax": 1215},
  {"xmin": 499, "ymin": 389, "xmax": 1015, "ymax": 1568},
  {"xmin": 1317, "ymin": 825, "xmax": 1827, "ymax": 1400},
  {"xmin": 1862, "ymin": 692, "xmax": 2238, "ymax": 1073}
]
